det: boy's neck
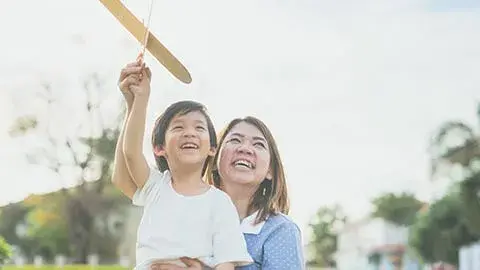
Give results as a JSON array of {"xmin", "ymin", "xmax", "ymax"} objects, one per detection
[{"xmin": 169, "ymin": 164, "xmax": 207, "ymax": 195}]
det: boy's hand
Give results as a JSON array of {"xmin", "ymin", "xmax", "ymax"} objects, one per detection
[
  {"xmin": 150, "ymin": 257, "xmax": 203, "ymax": 270},
  {"xmin": 118, "ymin": 60, "xmax": 142, "ymax": 107},
  {"xmin": 130, "ymin": 65, "xmax": 152, "ymax": 99},
  {"xmin": 128, "ymin": 52, "xmax": 152, "ymax": 99}
]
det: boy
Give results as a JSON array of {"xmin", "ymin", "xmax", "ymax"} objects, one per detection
[{"xmin": 111, "ymin": 59, "xmax": 252, "ymax": 269}]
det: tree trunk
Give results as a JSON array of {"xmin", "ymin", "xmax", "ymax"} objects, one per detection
[{"xmin": 67, "ymin": 197, "xmax": 93, "ymax": 264}]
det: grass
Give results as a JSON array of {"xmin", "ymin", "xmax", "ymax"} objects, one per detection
[{"xmin": 2, "ymin": 266, "xmax": 128, "ymax": 270}]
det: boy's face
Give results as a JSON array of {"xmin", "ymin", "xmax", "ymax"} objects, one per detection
[{"xmin": 155, "ymin": 111, "xmax": 215, "ymax": 170}]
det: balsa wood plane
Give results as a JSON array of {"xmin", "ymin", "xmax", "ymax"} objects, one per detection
[{"xmin": 98, "ymin": 0, "xmax": 192, "ymax": 84}]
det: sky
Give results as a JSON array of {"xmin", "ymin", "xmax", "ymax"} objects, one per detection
[{"xmin": 0, "ymin": 0, "xmax": 479, "ymax": 237}]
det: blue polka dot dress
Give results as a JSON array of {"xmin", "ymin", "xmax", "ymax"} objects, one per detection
[{"xmin": 236, "ymin": 213, "xmax": 305, "ymax": 270}]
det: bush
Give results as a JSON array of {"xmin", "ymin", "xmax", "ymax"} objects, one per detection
[
  {"xmin": 408, "ymin": 193, "xmax": 479, "ymax": 265},
  {"xmin": 0, "ymin": 236, "xmax": 12, "ymax": 265}
]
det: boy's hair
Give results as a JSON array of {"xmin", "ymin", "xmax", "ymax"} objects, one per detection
[
  {"xmin": 151, "ymin": 100, "xmax": 217, "ymax": 176},
  {"xmin": 206, "ymin": 116, "xmax": 290, "ymax": 224}
]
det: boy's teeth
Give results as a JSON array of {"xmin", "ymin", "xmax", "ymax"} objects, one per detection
[{"xmin": 181, "ymin": 143, "xmax": 197, "ymax": 149}]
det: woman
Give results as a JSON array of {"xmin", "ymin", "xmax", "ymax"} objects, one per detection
[{"xmin": 153, "ymin": 116, "xmax": 305, "ymax": 269}]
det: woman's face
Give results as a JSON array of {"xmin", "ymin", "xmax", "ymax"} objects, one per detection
[{"xmin": 217, "ymin": 121, "xmax": 272, "ymax": 187}]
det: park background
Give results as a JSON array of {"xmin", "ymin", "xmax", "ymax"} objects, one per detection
[{"xmin": 1, "ymin": 0, "xmax": 480, "ymax": 269}]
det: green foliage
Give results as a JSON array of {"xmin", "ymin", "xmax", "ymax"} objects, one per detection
[
  {"xmin": 367, "ymin": 252, "xmax": 381, "ymax": 265},
  {"xmin": 308, "ymin": 204, "xmax": 347, "ymax": 267},
  {"xmin": 459, "ymin": 171, "xmax": 480, "ymax": 235},
  {"xmin": 80, "ymin": 128, "xmax": 119, "ymax": 162},
  {"xmin": 0, "ymin": 203, "xmax": 33, "ymax": 258},
  {"xmin": 417, "ymin": 102, "xmax": 480, "ymax": 265},
  {"xmin": 26, "ymin": 212, "xmax": 69, "ymax": 260},
  {"xmin": 4, "ymin": 75, "xmax": 128, "ymax": 263},
  {"xmin": 0, "ymin": 235, "xmax": 12, "ymax": 265},
  {"xmin": 0, "ymin": 187, "xmax": 129, "ymax": 263},
  {"xmin": 371, "ymin": 192, "xmax": 424, "ymax": 226},
  {"xmin": 409, "ymin": 193, "xmax": 479, "ymax": 265},
  {"xmin": 429, "ymin": 103, "xmax": 480, "ymax": 233},
  {"xmin": 8, "ymin": 115, "xmax": 38, "ymax": 137},
  {"xmin": 0, "ymin": 204, "xmax": 29, "ymax": 244}
]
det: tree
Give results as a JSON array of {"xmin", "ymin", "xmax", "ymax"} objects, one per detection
[
  {"xmin": 0, "ymin": 203, "xmax": 33, "ymax": 258},
  {"xmin": 371, "ymin": 192, "xmax": 425, "ymax": 226},
  {"xmin": 459, "ymin": 171, "xmax": 480, "ymax": 235},
  {"xmin": 308, "ymin": 204, "xmax": 347, "ymax": 267},
  {"xmin": 429, "ymin": 103, "xmax": 480, "ymax": 235},
  {"xmin": 407, "ymin": 102, "xmax": 480, "ymax": 266},
  {"xmin": 408, "ymin": 191, "xmax": 478, "ymax": 265},
  {"xmin": 20, "ymin": 194, "xmax": 69, "ymax": 261},
  {"xmin": 0, "ymin": 236, "xmax": 12, "ymax": 267},
  {"xmin": 8, "ymin": 74, "xmax": 130, "ymax": 263}
]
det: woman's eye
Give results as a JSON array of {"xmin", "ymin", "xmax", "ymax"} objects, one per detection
[
  {"xmin": 229, "ymin": 138, "xmax": 241, "ymax": 143},
  {"xmin": 254, "ymin": 142, "xmax": 266, "ymax": 148}
]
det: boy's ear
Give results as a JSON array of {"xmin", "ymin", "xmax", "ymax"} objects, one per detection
[
  {"xmin": 208, "ymin": 146, "xmax": 217, "ymax": 157},
  {"xmin": 153, "ymin": 145, "xmax": 166, "ymax": 157}
]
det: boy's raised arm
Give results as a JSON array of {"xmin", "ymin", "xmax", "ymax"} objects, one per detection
[
  {"xmin": 123, "ymin": 66, "xmax": 152, "ymax": 190},
  {"xmin": 111, "ymin": 61, "xmax": 144, "ymax": 198}
]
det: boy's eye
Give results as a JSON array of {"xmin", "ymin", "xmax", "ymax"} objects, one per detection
[
  {"xmin": 196, "ymin": 126, "xmax": 206, "ymax": 131},
  {"xmin": 172, "ymin": 126, "xmax": 182, "ymax": 130}
]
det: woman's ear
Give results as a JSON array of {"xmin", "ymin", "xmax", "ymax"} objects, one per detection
[
  {"xmin": 266, "ymin": 170, "xmax": 273, "ymax": 181},
  {"xmin": 153, "ymin": 145, "xmax": 166, "ymax": 157}
]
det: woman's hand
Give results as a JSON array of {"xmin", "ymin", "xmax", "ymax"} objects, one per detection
[{"xmin": 150, "ymin": 257, "xmax": 203, "ymax": 270}]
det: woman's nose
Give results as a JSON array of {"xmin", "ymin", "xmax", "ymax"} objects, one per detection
[{"xmin": 237, "ymin": 143, "xmax": 254, "ymax": 155}]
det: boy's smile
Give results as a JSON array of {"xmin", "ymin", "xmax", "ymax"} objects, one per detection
[{"xmin": 155, "ymin": 111, "xmax": 215, "ymax": 169}]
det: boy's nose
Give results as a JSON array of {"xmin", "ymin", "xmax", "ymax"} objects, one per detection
[{"xmin": 182, "ymin": 127, "xmax": 196, "ymax": 137}]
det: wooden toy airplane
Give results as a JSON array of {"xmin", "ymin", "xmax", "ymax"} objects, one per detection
[{"xmin": 98, "ymin": 0, "xmax": 192, "ymax": 84}]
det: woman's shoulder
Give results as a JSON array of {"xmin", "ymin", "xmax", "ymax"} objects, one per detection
[
  {"xmin": 263, "ymin": 213, "xmax": 302, "ymax": 235},
  {"xmin": 259, "ymin": 214, "xmax": 306, "ymax": 269},
  {"xmin": 266, "ymin": 213, "xmax": 299, "ymax": 226}
]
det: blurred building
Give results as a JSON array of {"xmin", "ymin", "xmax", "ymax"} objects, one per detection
[{"xmin": 334, "ymin": 217, "xmax": 421, "ymax": 270}]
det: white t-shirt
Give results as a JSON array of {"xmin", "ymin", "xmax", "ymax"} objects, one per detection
[{"xmin": 132, "ymin": 168, "xmax": 253, "ymax": 270}]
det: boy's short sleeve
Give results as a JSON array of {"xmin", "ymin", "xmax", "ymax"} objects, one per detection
[
  {"xmin": 132, "ymin": 167, "xmax": 166, "ymax": 206},
  {"xmin": 211, "ymin": 191, "xmax": 253, "ymax": 267}
]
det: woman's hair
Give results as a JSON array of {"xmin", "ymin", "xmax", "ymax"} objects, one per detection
[
  {"xmin": 151, "ymin": 100, "xmax": 217, "ymax": 176},
  {"xmin": 206, "ymin": 116, "xmax": 289, "ymax": 224}
]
